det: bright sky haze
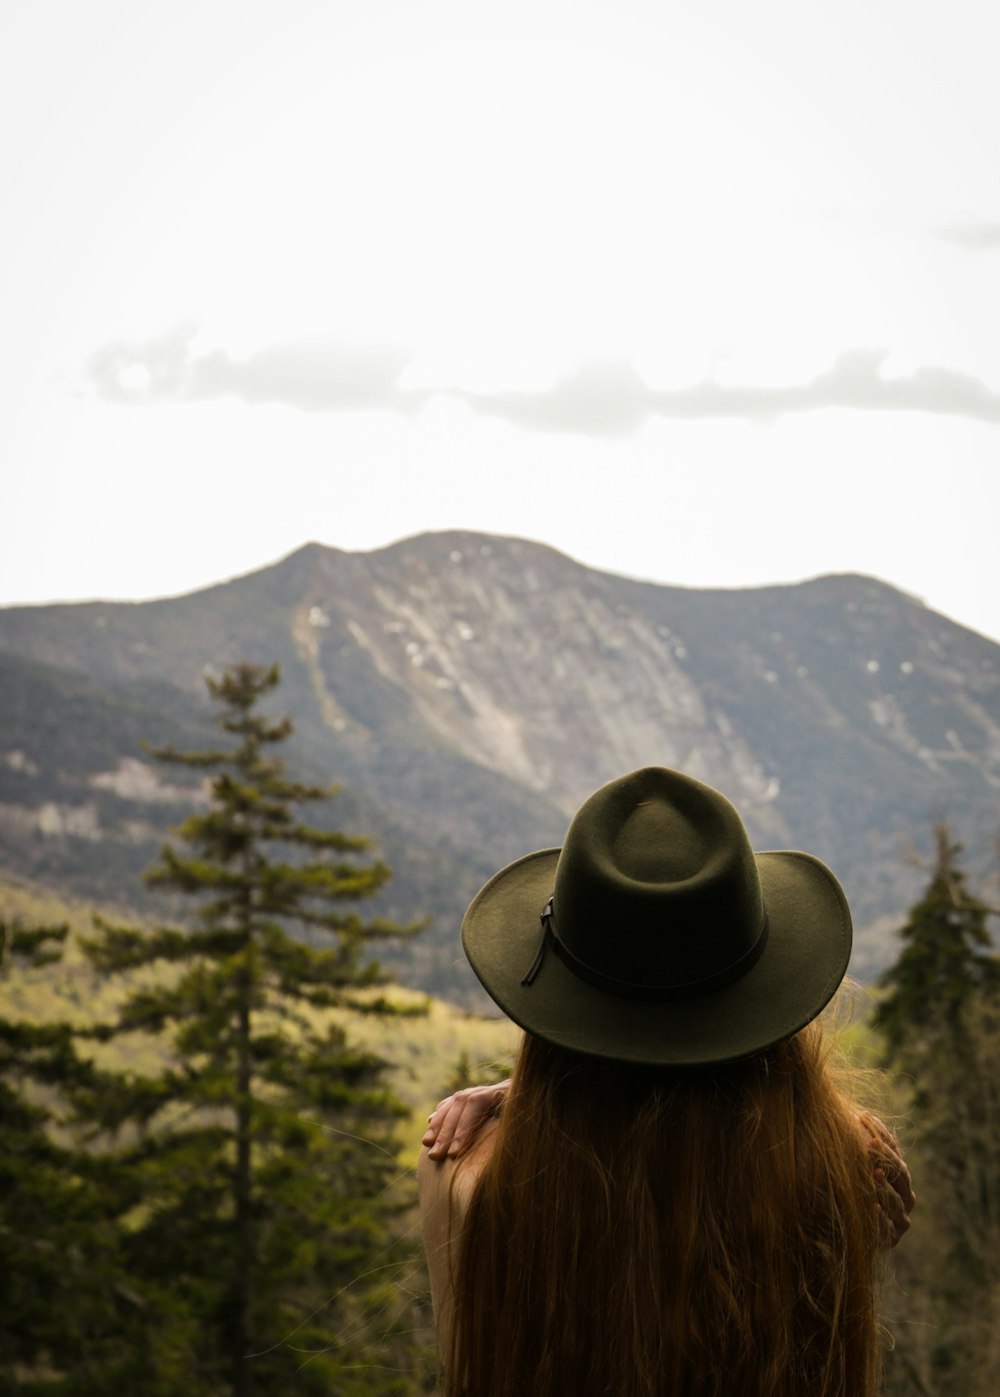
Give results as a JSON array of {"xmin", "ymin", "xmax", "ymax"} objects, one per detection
[{"xmin": 3, "ymin": 0, "xmax": 999, "ymax": 639}]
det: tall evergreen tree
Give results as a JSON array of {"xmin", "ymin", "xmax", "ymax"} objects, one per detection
[
  {"xmin": 875, "ymin": 826, "xmax": 1000, "ymax": 1397},
  {"xmin": 876, "ymin": 823, "xmax": 998, "ymax": 1059},
  {"xmin": 80, "ymin": 662, "xmax": 426, "ymax": 1396}
]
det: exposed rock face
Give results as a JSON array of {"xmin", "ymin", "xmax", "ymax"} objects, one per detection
[
  {"xmin": 309, "ymin": 537, "xmax": 776, "ymax": 821},
  {"xmin": 0, "ymin": 531, "xmax": 997, "ymax": 998}
]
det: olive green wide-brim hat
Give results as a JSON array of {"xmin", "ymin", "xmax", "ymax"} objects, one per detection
[{"xmin": 462, "ymin": 767, "xmax": 852, "ymax": 1066}]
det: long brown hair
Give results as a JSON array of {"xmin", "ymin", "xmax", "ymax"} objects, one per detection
[{"xmin": 448, "ymin": 1021, "xmax": 883, "ymax": 1397}]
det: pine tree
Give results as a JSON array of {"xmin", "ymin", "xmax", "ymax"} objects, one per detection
[
  {"xmin": 876, "ymin": 823, "xmax": 998, "ymax": 1059},
  {"xmin": 875, "ymin": 826, "xmax": 1000, "ymax": 1397},
  {"xmin": 79, "ymin": 662, "xmax": 427, "ymax": 1396},
  {"xmin": 0, "ymin": 923, "xmax": 132, "ymax": 1394}
]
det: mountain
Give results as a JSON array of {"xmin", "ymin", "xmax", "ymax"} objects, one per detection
[{"xmin": 1, "ymin": 531, "xmax": 997, "ymax": 1001}]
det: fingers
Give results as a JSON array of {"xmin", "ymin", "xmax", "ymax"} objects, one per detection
[
  {"xmin": 858, "ymin": 1113, "xmax": 916, "ymax": 1246},
  {"xmin": 422, "ymin": 1095, "xmax": 471, "ymax": 1160},
  {"xmin": 879, "ymin": 1147, "xmax": 916, "ymax": 1216},
  {"xmin": 421, "ymin": 1080, "xmax": 511, "ymax": 1161},
  {"xmin": 874, "ymin": 1166, "xmax": 914, "ymax": 1247},
  {"xmin": 863, "ymin": 1119, "xmax": 916, "ymax": 1211}
]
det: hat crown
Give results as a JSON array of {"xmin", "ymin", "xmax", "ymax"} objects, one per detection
[
  {"xmin": 461, "ymin": 764, "xmax": 852, "ymax": 1065},
  {"xmin": 552, "ymin": 769, "xmax": 765, "ymax": 996}
]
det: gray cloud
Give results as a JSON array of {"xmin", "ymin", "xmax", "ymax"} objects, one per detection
[
  {"xmin": 454, "ymin": 351, "xmax": 1000, "ymax": 436},
  {"xmin": 89, "ymin": 328, "xmax": 1000, "ymax": 436},
  {"xmin": 89, "ymin": 323, "xmax": 415, "ymax": 413},
  {"xmin": 934, "ymin": 221, "xmax": 1000, "ymax": 250}
]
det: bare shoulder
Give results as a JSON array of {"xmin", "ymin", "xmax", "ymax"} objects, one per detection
[
  {"xmin": 419, "ymin": 1115, "xmax": 500, "ymax": 1340},
  {"xmin": 419, "ymin": 1116, "xmax": 499, "ymax": 1216}
]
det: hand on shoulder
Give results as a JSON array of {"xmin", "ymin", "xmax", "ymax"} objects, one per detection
[
  {"xmin": 421, "ymin": 1079, "xmax": 511, "ymax": 1160},
  {"xmin": 857, "ymin": 1111, "xmax": 916, "ymax": 1248}
]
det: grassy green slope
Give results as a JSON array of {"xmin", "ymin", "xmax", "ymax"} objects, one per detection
[{"xmin": 0, "ymin": 878, "xmax": 516, "ymax": 1163}]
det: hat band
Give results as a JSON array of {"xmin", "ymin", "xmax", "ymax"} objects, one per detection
[{"xmin": 521, "ymin": 897, "xmax": 770, "ymax": 1002}]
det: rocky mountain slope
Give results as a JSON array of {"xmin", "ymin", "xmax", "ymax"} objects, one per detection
[{"xmin": 1, "ymin": 532, "xmax": 997, "ymax": 1000}]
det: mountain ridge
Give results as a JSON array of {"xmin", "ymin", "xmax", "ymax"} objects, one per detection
[{"xmin": 1, "ymin": 531, "xmax": 997, "ymax": 1001}]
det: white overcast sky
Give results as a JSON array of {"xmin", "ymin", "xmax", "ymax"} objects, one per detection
[{"xmin": 3, "ymin": 0, "xmax": 1000, "ymax": 640}]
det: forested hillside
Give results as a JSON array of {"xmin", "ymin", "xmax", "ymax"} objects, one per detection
[{"xmin": 1, "ymin": 632, "xmax": 996, "ymax": 1394}]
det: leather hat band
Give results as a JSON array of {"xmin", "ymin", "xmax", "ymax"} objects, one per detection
[{"xmin": 521, "ymin": 897, "xmax": 770, "ymax": 1002}]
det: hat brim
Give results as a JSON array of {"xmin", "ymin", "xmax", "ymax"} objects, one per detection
[{"xmin": 461, "ymin": 847, "xmax": 852, "ymax": 1066}]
